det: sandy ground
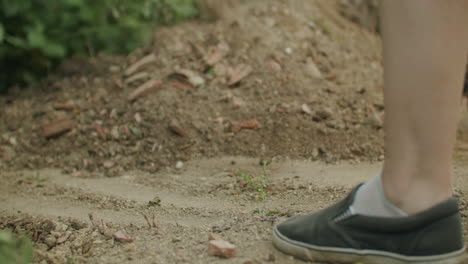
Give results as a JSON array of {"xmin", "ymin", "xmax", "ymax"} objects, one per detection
[
  {"xmin": 2, "ymin": 0, "xmax": 468, "ymax": 263},
  {"xmin": 2, "ymin": 157, "xmax": 468, "ymax": 263}
]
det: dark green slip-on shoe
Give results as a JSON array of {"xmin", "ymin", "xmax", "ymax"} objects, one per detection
[{"xmin": 273, "ymin": 186, "xmax": 466, "ymax": 264}]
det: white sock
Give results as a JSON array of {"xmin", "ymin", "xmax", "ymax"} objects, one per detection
[{"xmin": 349, "ymin": 174, "xmax": 408, "ymax": 217}]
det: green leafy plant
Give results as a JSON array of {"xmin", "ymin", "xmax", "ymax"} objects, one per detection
[
  {"xmin": 0, "ymin": 0, "xmax": 199, "ymax": 91},
  {"xmin": 237, "ymin": 171, "xmax": 269, "ymax": 201},
  {"xmin": 0, "ymin": 230, "xmax": 33, "ymax": 264}
]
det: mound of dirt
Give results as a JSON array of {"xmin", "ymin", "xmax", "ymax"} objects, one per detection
[{"xmin": 0, "ymin": 0, "xmax": 385, "ymax": 177}]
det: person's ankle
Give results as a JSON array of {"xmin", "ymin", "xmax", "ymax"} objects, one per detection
[{"xmin": 382, "ymin": 177, "xmax": 452, "ymax": 215}]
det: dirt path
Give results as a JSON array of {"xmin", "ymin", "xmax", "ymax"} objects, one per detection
[
  {"xmin": 1, "ymin": 157, "xmax": 468, "ymax": 263},
  {"xmin": 3, "ymin": 0, "xmax": 468, "ymax": 263}
]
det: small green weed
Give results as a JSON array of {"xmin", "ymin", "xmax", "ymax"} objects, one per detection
[{"xmin": 236, "ymin": 171, "xmax": 268, "ymax": 201}]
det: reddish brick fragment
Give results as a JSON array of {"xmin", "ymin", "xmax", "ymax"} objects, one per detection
[
  {"xmin": 239, "ymin": 120, "xmax": 261, "ymax": 129},
  {"xmin": 113, "ymin": 230, "xmax": 134, "ymax": 243},
  {"xmin": 42, "ymin": 119, "xmax": 75, "ymax": 138},
  {"xmin": 208, "ymin": 240, "xmax": 236, "ymax": 258}
]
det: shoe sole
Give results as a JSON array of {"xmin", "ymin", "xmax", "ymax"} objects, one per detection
[{"xmin": 273, "ymin": 227, "xmax": 467, "ymax": 264}]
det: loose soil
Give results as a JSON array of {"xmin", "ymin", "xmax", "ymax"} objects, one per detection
[{"xmin": 1, "ymin": 0, "xmax": 468, "ymax": 263}]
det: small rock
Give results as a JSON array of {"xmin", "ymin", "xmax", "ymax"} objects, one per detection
[
  {"xmin": 266, "ymin": 253, "xmax": 275, "ymax": 262},
  {"xmin": 172, "ymin": 237, "xmax": 182, "ymax": 243},
  {"xmin": 169, "ymin": 120, "xmax": 188, "ymax": 137},
  {"xmin": 363, "ymin": 108, "xmax": 383, "ymax": 129},
  {"xmin": 57, "ymin": 231, "xmax": 72, "ymax": 244},
  {"xmin": 110, "ymin": 126, "xmax": 120, "ymax": 140},
  {"xmin": 305, "ymin": 57, "xmax": 322, "ymax": 79},
  {"xmin": 175, "ymin": 161, "xmax": 184, "ymax": 169},
  {"xmin": 44, "ymin": 236, "xmax": 56, "ymax": 248},
  {"xmin": 42, "ymin": 119, "xmax": 75, "ymax": 139},
  {"xmin": 232, "ymin": 97, "xmax": 245, "ymax": 109},
  {"xmin": 284, "ymin": 47, "xmax": 293, "ymax": 55},
  {"xmin": 134, "ymin": 113, "xmax": 142, "ymax": 123},
  {"xmin": 8, "ymin": 137, "xmax": 17, "ymax": 146},
  {"xmin": 103, "ymin": 229, "xmax": 115, "ymax": 240},
  {"xmin": 208, "ymin": 233, "xmax": 223, "ymax": 241},
  {"xmin": 312, "ymin": 148, "xmax": 319, "ymax": 158},
  {"xmin": 313, "ymin": 108, "xmax": 333, "ymax": 121},
  {"xmin": 148, "ymin": 196, "xmax": 161, "ymax": 207},
  {"xmin": 269, "ymin": 60, "xmax": 282, "ymax": 72},
  {"xmin": 208, "ymin": 240, "xmax": 236, "ymax": 258},
  {"xmin": 113, "ymin": 230, "xmax": 134, "ymax": 243},
  {"xmin": 301, "ymin": 104, "xmax": 312, "ymax": 115},
  {"xmin": 103, "ymin": 161, "xmax": 114, "ymax": 169}
]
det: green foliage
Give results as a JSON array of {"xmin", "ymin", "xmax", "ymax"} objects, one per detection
[
  {"xmin": 237, "ymin": 171, "xmax": 269, "ymax": 201},
  {"xmin": 0, "ymin": 0, "xmax": 199, "ymax": 92},
  {"xmin": 0, "ymin": 230, "xmax": 33, "ymax": 264}
]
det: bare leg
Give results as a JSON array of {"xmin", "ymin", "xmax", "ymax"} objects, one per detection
[{"xmin": 381, "ymin": 0, "xmax": 468, "ymax": 214}]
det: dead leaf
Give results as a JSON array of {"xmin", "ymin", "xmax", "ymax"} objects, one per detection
[
  {"xmin": 128, "ymin": 80, "xmax": 163, "ymax": 102},
  {"xmin": 124, "ymin": 54, "xmax": 156, "ymax": 76},
  {"xmin": 169, "ymin": 80, "xmax": 193, "ymax": 90},
  {"xmin": 228, "ymin": 64, "xmax": 253, "ymax": 86},
  {"xmin": 205, "ymin": 42, "xmax": 230, "ymax": 66},
  {"xmin": 53, "ymin": 103, "xmax": 75, "ymax": 111},
  {"xmin": 174, "ymin": 68, "xmax": 205, "ymax": 87},
  {"xmin": 94, "ymin": 124, "xmax": 107, "ymax": 140},
  {"xmin": 124, "ymin": 72, "xmax": 149, "ymax": 84}
]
